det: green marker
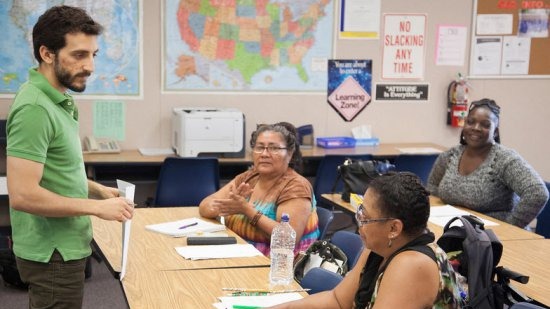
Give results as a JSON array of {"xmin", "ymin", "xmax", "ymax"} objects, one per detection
[{"xmin": 232, "ymin": 305, "xmax": 263, "ymax": 309}]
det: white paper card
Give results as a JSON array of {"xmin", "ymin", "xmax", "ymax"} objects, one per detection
[
  {"xmin": 175, "ymin": 244, "xmax": 263, "ymax": 260},
  {"xmin": 216, "ymin": 293, "xmax": 303, "ymax": 308},
  {"xmin": 429, "ymin": 205, "xmax": 498, "ymax": 227},
  {"xmin": 145, "ymin": 217, "xmax": 226, "ymax": 237},
  {"xmin": 117, "ymin": 179, "xmax": 135, "ymax": 281}
]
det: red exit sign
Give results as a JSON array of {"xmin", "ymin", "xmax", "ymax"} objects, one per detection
[{"xmin": 498, "ymin": 0, "xmax": 550, "ymax": 9}]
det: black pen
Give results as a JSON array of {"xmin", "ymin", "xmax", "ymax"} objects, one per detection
[{"xmin": 178, "ymin": 222, "xmax": 198, "ymax": 230}]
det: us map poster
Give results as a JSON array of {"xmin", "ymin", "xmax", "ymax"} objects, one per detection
[{"xmin": 327, "ymin": 60, "xmax": 372, "ymax": 121}]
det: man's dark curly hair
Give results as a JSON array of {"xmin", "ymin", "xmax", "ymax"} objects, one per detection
[
  {"xmin": 368, "ymin": 172, "xmax": 430, "ymax": 236},
  {"xmin": 33, "ymin": 5, "xmax": 103, "ymax": 63}
]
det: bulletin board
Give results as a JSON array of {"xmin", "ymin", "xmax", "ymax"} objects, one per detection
[{"xmin": 469, "ymin": 0, "xmax": 550, "ymax": 78}]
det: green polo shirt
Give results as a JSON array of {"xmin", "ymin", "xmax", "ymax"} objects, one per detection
[{"xmin": 7, "ymin": 68, "xmax": 91, "ymax": 263}]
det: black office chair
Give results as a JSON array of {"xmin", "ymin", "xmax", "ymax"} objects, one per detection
[
  {"xmin": 510, "ymin": 302, "xmax": 546, "ymax": 309},
  {"xmin": 535, "ymin": 181, "xmax": 550, "ymax": 238},
  {"xmin": 330, "ymin": 230, "xmax": 364, "ymax": 269},
  {"xmin": 153, "ymin": 157, "xmax": 220, "ymax": 206},
  {"xmin": 316, "ymin": 207, "xmax": 334, "ymax": 240},
  {"xmin": 394, "ymin": 153, "xmax": 439, "ymax": 185}
]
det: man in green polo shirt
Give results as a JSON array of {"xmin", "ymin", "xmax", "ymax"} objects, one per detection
[{"xmin": 6, "ymin": 6, "xmax": 134, "ymax": 308}]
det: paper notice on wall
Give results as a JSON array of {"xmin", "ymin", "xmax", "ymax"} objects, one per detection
[
  {"xmin": 382, "ymin": 14, "xmax": 427, "ymax": 79},
  {"xmin": 471, "ymin": 37, "xmax": 502, "ymax": 75},
  {"xmin": 93, "ymin": 101, "xmax": 125, "ymax": 140}
]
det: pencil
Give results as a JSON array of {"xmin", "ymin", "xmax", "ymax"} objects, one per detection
[
  {"xmin": 222, "ymin": 287, "xmax": 310, "ymax": 293},
  {"xmin": 178, "ymin": 222, "xmax": 198, "ymax": 229}
]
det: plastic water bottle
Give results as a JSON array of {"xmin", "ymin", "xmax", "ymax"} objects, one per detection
[{"xmin": 269, "ymin": 213, "xmax": 296, "ymax": 286}]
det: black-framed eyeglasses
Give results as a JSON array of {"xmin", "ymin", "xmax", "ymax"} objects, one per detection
[
  {"xmin": 252, "ymin": 145, "xmax": 287, "ymax": 154},
  {"xmin": 355, "ymin": 204, "xmax": 394, "ymax": 227}
]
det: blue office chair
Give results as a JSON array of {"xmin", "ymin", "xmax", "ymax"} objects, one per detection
[
  {"xmin": 300, "ymin": 267, "xmax": 343, "ymax": 294},
  {"xmin": 153, "ymin": 157, "xmax": 220, "ymax": 206},
  {"xmin": 394, "ymin": 154, "xmax": 439, "ymax": 185},
  {"xmin": 535, "ymin": 181, "xmax": 550, "ymax": 238},
  {"xmin": 510, "ymin": 302, "xmax": 546, "ymax": 309},
  {"xmin": 316, "ymin": 207, "xmax": 334, "ymax": 240},
  {"xmin": 313, "ymin": 154, "xmax": 373, "ymax": 207},
  {"xmin": 330, "ymin": 230, "xmax": 364, "ymax": 269}
]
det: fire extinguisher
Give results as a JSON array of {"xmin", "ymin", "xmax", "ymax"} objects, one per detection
[{"xmin": 447, "ymin": 73, "xmax": 469, "ymax": 127}]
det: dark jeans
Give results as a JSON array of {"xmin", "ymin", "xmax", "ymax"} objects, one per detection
[{"xmin": 16, "ymin": 250, "xmax": 87, "ymax": 309}]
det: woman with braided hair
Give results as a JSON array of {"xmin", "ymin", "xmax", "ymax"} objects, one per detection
[{"xmin": 428, "ymin": 98, "xmax": 548, "ymax": 228}]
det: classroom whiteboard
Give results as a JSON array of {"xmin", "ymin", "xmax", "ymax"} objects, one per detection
[{"xmin": 469, "ymin": 0, "xmax": 550, "ymax": 78}]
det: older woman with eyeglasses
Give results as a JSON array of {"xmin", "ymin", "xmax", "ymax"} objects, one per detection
[
  {"xmin": 269, "ymin": 172, "xmax": 463, "ymax": 309},
  {"xmin": 199, "ymin": 122, "xmax": 319, "ymax": 256},
  {"xmin": 428, "ymin": 98, "xmax": 548, "ymax": 228}
]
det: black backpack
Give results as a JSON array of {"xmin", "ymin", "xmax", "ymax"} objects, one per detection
[
  {"xmin": 0, "ymin": 234, "xmax": 28, "ymax": 290},
  {"xmin": 437, "ymin": 215, "xmax": 503, "ymax": 309}
]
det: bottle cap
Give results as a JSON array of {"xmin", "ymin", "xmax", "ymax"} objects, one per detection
[{"xmin": 281, "ymin": 213, "xmax": 290, "ymax": 222}]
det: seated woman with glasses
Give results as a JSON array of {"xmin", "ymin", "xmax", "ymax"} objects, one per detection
[
  {"xmin": 428, "ymin": 98, "xmax": 548, "ymax": 228},
  {"xmin": 269, "ymin": 172, "xmax": 463, "ymax": 309},
  {"xmin": 199, "ymin": 122, "xmax": 319, "ymax": 256}
]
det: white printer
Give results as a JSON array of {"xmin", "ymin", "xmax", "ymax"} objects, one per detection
[{"xmin": 171, "ymin": 107, "xmax": 245, "ymax": 157}]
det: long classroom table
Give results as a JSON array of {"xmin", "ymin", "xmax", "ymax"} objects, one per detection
[
  {"xmin": 83, "ymin": 143, "xmax": 447, "ymax": 164},
  {"xmin": 91, "ymin": 207, "xmax": 269, "ymax": 276},
  {"xmin": 122, "ymin": 266, "xmax": 302, "ymax": 309},
  {"xmin": 92, "ymin": 207, "xmax": 304, "ymax": 308},
  {"xmin": 498, "ymin": 239, "xmax": 550, "ymax": 306},
  {"xmin": 320, "ymin": 193, "xmax": 544, "ymax": 241}
]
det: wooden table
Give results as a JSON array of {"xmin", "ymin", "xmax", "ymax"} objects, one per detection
[
  {"xmin": 320, "ymin": 194, "xmax": 543, "ymax": 241},
  {"xmin": 91, "ymin": 207, "xmax": 269, "ymax": 276},
  {"xmin": 92, "ymin": 207, "xmax": 305, "ymax": 308},
  {"xmin": 122, "ymin": 267, "xmax": 304, "ymax": 309},
  {"xmin": 498, "ymin": 239, "xmax": 550, "ymax": 306},
  {"xmin": 82, "ymin": 143, "xmax": 446, "ymax": 164}
]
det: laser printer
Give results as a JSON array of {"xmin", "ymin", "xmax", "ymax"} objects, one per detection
[{"xmin": 171, "ymin": 107, "xmax": 245, "ymax": 157}]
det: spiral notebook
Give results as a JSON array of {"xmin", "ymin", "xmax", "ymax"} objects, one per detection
[{"xmin": 145, "ymin": 217, "xmax": 226, "ymax": 237}]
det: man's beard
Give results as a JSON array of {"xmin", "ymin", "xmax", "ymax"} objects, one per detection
[{"xmin": 54, "ymin": 58, "xmax": 90, "ymax": 92}]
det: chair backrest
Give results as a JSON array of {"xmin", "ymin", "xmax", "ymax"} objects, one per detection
[
  {"xmin": 510, "ymin": 302, "xmax": 546, "ymax": 309},
  {"xmin": 316, "ymin": 207, "xmax": 334, "ymax": 240},
  {"xmin": 300, "ymin": 267, "xmax": 343, "ymax": 294},
  {"xmin": 153, "ymin": 157, "xmax": 220, "ymax": 207},
  {"xmin": 394, "ymin": 154, "xmax": 439, "ymax": 185},
  {"xmin": 535, "ymin": 181, "xmax": 550, "ymax": 238},
  {"xmin": 313, "ymin": 154, "xmax": 373, "ymax": 203},
  {"xmin": 330, "ymin": 230, "xmax": 364, "ymax": 269}
]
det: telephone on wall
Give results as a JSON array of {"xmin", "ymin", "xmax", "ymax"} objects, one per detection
[{"xmin": 83, "ymin": 136, "xmax": 121, "ymax": 153}]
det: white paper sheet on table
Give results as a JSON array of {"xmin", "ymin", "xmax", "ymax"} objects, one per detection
[
  {"xmin": 117, "ymin": 179, "xmax": 135, "ymax": 281},
  {"xmin": 145, "ymin": 217, "xmax": 226, "ymax": 237},
  {"xmin": 429, "ymin": 205, "xmax": 498, "ymax": 227},
  {"xmin": 214, "ymin": 293, "xmax": 303, "ymax": 308},
  {"xmin": 175, "ymin": 244, "xmax": 263, "ymax": 260}
]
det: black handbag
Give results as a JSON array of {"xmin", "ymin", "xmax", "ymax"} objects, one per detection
[
  {"xmin": 333, "ymin": 159, "xmax": 395, "ymax": 202},
  {"xmin": 294, "ymin": 240, "xmax": 348, "ymax": 283}
]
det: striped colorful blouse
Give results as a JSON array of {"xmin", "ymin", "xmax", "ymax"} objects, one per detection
[{"xmin": 225, "ymin": 168, "xmax": 320, "ymax": 256}]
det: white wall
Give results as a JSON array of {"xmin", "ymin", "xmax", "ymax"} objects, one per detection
[{"xmin": 0, "ymin": 0, "xmax": 548, "ymax": 180}]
